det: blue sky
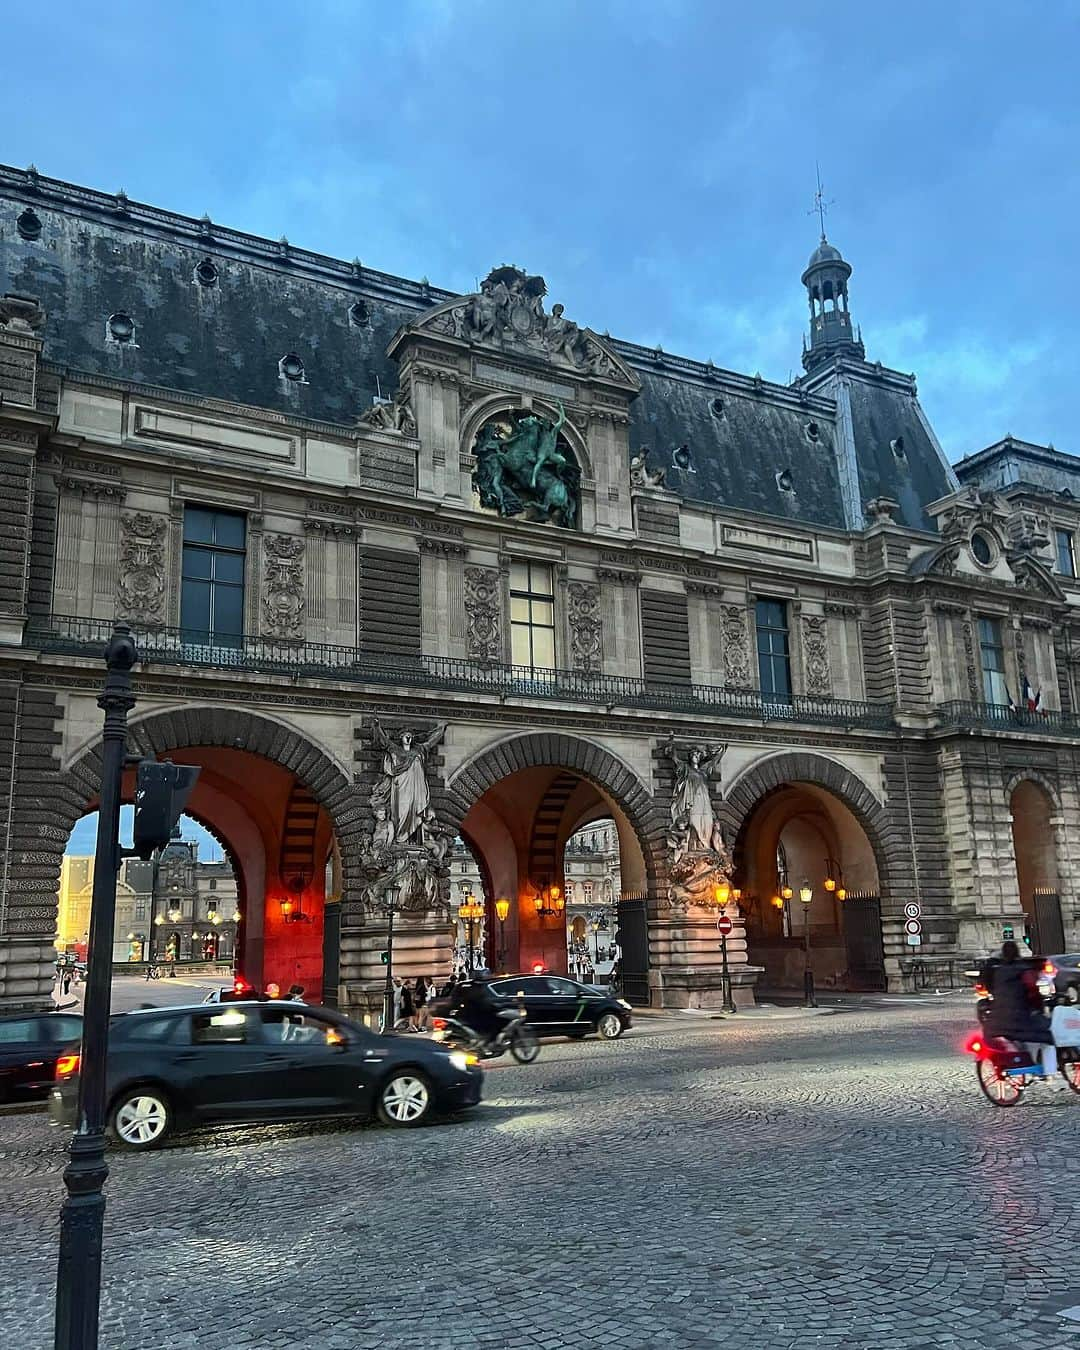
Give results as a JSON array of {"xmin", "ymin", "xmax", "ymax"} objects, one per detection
[
  {"xmin": 4, "ymin": 2, "xmax": 1078, "ymax": 457},
  {"xmin": 67, "ymin": 810, "xmax": 225, "ymax": 860}
]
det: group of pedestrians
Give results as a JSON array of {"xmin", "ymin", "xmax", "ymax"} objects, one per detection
[{"xmin": 390, "ymin": 973, "xmax": 460, "ymax": 1032}]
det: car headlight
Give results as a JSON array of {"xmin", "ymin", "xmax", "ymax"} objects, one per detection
[
  {"xmin": 449, "ymin": 1051, "xmax": 470, "ymax": 1072},
  {"xmin": 617, "ymin": 999, "xmax": 632, "ymax": 1011}
]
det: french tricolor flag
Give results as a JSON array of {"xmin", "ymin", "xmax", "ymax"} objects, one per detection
[{"xmin": 1023, "ymin": 677, "xmax": 1042, "ymax": 713}]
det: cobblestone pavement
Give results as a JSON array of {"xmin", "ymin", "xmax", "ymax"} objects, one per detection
[{"xmin": 3, "ymin": 1001, "xmax": 1080, "ymax": 1349}]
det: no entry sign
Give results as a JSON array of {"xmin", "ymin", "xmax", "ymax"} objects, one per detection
[{"xmin": 716, "ymin": 914, "xmax": 734, "ymax": 937}]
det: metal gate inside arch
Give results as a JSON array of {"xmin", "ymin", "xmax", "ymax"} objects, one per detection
[{"xmin": 841, "ymin": 892, "xmax": 886, "ymax": 991}]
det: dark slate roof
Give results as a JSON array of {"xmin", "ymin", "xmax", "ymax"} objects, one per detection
[
  {"xmin": 956, "ymin": 437, "xmax": 1080, "ymax": 498},
  {"xmin": 0, "ymin": 165, "xmax": 956, "ymax": 535},
  {"xmin": 629, "ymin": 369, "xmax": 848, "ymax": 530},
  {"xmin": 843, "ymin": 375, "xmax": 955, "ymax": 531},
  {"xmin": 0, "ymin": 170, "xmax": 439, "ymax": 425}
]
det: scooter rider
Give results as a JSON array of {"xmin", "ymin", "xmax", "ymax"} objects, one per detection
[
  {"xmin": 451, "ymin": 974, "xmax": 506, "ymax": 1051},
  {"xmin": 984, "ymin": 940, "xmax": 1058, "ymax": 1081}
]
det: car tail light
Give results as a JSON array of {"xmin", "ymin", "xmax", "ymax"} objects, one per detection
[
  {"xmin": 973, "ymin": 983, "xmax": 988, "ymax": 998},
  {"xmin": 233, "ymin": 976, "xmax": 252, "ymax": 995},
  {"xmin": 431, "ymin": 1017, "xmax": 448, "ymax": 1031},
  {"xmin": 1045, "ymin": 962, "xmax": 1057, "ymax": 977},
  {"xmin": 55, "ymin": 1053, "xmax": 80, "ymax": 1078}
]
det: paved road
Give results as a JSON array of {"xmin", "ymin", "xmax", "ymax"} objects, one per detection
[
  {"xmin": 2, "ymin": 1000, "xmax": 1078, "ymax": 1349},
  {"xmin": 50, "ymin": 973, "xmax": 226, "ymax": 1014}
]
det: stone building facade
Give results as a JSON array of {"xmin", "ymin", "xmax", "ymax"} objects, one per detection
[
  {"xmin": 2, "ymin": 164, "xmax": 1078, "ymax": 1014},
  {"xmin": 56, "ymin": 842, "xmax": 238, "ymax": 966}
]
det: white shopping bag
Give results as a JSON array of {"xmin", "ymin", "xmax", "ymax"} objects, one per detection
[{"xmin": 1051, "ymin": 1004, "xmax": 1080, "ymax": 1047}]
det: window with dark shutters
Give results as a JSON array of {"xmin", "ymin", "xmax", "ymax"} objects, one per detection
[
  {"xmin": 640, "ymin": 590, "xmax": 691, "ymax": 686},
  {"xmin": 358, "ymin": 547, "xmax": 422, "ymax": 658}
]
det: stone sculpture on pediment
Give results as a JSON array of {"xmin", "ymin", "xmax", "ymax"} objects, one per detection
[
  {"xmin": 630, "ymin": 448, "xmax": 666, "ymax": 489},
  {"xmin": 416, "ymin": 265, "xmax": 636, "ymax": 387},
  {"xmin": 358, "ymin": 389, "xmax": 416, "ymax": 436}
]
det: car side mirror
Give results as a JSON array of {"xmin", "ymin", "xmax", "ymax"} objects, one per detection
[{"xmin": 326, "ymin": 1030, "xmax": 350, "ymax": 1050}]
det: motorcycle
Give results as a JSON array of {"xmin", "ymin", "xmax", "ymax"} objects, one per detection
[{"xmin": 431, "ymin": 1007, "xmax": 541, "ymax": 1064}]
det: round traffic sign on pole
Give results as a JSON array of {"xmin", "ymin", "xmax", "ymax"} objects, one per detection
[
  {"xmin": 904, "ymin": 903, "xmax": 921, "ymax": 920},
  {"xmin": 904, "ymin": 917, "xmax": 922, "ymax": 936},
  {"xmin": 716, "ymin": 914, "xmax": 733, "ymax": 937}
]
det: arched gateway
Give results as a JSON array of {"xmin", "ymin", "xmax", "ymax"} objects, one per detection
[
  {"xmin": 441, "ymin": 732, "xmax": 668, "ymax": 1001},
  {"xmin": 50, "ymin": 707, "xmax": 357, "ymax": 1004}
]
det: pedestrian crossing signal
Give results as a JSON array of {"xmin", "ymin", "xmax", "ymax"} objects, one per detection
[{"xmin": 380, "ymin": 951, "xmax": 390, "ymax": 965}]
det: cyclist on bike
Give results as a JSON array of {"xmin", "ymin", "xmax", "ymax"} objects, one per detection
[{"xmin": 985, "ymin": 940, "xmax": 1058, "ymax": 1081}]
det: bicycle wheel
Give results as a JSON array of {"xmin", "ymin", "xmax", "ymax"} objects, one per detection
[
  {"xmin": 509, "ymin": 1024, "xmax": 540, "ymax": 1064},
  {"xmin": 976, "ymin": 1059, "xmax": 1023, "ymax": 1106}
]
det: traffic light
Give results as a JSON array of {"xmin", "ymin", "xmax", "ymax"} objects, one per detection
[
  {"xmin": 132, "ymin": 759, "xmax": 201, "ymax": 859},
  {"xmin": 380, "ymin": 951, "xmax": 390, "ymax": 965}
]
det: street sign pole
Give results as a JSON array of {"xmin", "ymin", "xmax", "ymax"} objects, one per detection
[
  {"xmin": 54, "ymin": 625, "xmax": 137, "ymax": 1350},
  {"xmin": 717, "ymin": 913, "xmax": 736, "ymax": 1014}
]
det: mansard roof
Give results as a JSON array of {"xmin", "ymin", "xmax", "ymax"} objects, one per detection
[
  {"xmin": 1, "ymin": 163, "xmax": 954, "ymax": 534},
  {"xmin": 957, "ymin": 436, "xmax": 1080, "ymax": 501}
]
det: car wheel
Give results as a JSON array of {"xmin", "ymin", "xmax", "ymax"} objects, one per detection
[
  {"xmin": 597, "ymin": 1012, "xmax": 625, "ymax": 1040},
  {"xmin": 109, "ymin": 1087, "xmax": 173, "ymax": 1149},
  {"xmin": 376, "ymin": 1071, "xmax": 432, "ymax": 1127}
]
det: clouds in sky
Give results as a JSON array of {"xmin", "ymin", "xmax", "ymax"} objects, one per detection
[{"xmin": 3, "ymin": 0, "xmax": 1078, "ymax": 459}]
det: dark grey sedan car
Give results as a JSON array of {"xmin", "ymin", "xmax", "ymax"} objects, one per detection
[
  {"xmin": 0, "ymin": 1011, "xmax": 83, "ymax": 1103},
  {"xmin": 49, "ymin": 1001, "xmax": 482, "ymax": 1149}
]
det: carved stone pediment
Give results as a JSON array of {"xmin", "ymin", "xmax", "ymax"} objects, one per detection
[
  {"xmin": 397, "ymin": 265, "xmax": 639, "ymax": 390},
  {"xmin": 1005, "ymin": 551, "xmax": 1065, "ymax": 600}
]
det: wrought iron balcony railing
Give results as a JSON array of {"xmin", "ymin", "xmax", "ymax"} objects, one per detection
[
  {"xmin": 936, "ymin": 700, "xmax": 1079, "ymax": 736},
  {"xmin": 26, "ymin": 616, "xmax": 898, "ymax": 730}
]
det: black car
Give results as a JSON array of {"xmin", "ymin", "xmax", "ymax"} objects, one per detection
[
  {"xmin": 0, "ymin": 1010, "xmax": 83, "ymax": 1103},
  {"xmin": 449, "ymin": 975, "xmax": 632, "ymax": 1041},
  {"xmin": 49, "ymin": 1001, "xmax": 482, "ymax": 1149}
]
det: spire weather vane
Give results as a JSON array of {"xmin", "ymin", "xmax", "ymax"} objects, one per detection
[{"xmin": 809, "ymin": 164, "xmax": 833, "ymax": 239}]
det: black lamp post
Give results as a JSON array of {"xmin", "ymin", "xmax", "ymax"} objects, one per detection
[
  {"xmin": 381, "ymin": 882, "xmax": 401, "ymax": 1034},
  {"xmin": 54, "ymin": 625, "xmax": 137, "ymax": 1350},
  {"xmin": 799, "ymin": 880, "xmax": 817, "ymax": 1008},
  {"xmin": 495, "ymin": 897, "xmax": 510, "ymax": 972}
]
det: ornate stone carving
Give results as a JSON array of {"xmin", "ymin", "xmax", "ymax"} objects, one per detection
[
  {"xmin": 961, "ymin": 617, "xmax": 980, "ymax": 701},
  {"xmin": 801, "ymin": 615, "xmax": 832, "ymax": 697},
  {"xmin": 464, "ymin": 565, "xmax": 502, "ymax": 661},
  {"xmin": 864, "ymin": 496, "xmax": 899, "ymax": 526},
  {"xmin": 0, "ymin": 293, "xmax": 44, "ymax": 333},
  {"xmin": 662, "ymin": 737, "xmax": 731, "ymax": 911},
  {"xmin": 360, "ymin": 719, "xmax": 452, "ymax": 914},
  {"xmin": 472, "ymin": 403, "xmax": 579, "ymax": 528},
  {"xmin": 567, "ymin": 581, "xmax": 602, "ymax": 673},
  {"xmin": 262, "ymin": 533, "xmax": 305, "ymax": 639},
  {"xmin": 721, "ymin": 605, "xmax": 751, "ymax": 688},
  {"xmin": 358, "ymin": 389, "xmax": 416, "ymax": 436},
  {"xmin": 629, "ymin": 448, "xmax": 666, "ymax": 489},
  {"xmin": 117, "ymin": 512, "xmax": 166, "ymax": 623},
  {"xmin": 419, "ymin": 265, "xmax": 635, "ymax": 385}
]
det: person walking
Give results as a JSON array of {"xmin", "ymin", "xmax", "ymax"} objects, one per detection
[
  {"xmin": 414, "ymin": 976, "xmax": 430, "ymax": 1031},
  {"xmin": 398, "ymin": 978, "xmax": 414, "ymax": 1031},
  {"xmin": 391, "ymin": 977, "xmax": 404, "ymax": 1029}
]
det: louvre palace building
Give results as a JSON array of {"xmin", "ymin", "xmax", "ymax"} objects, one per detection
[{"xmin": 2, "ymin": 162, "xmax": 1078, "ymax": 1015}]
